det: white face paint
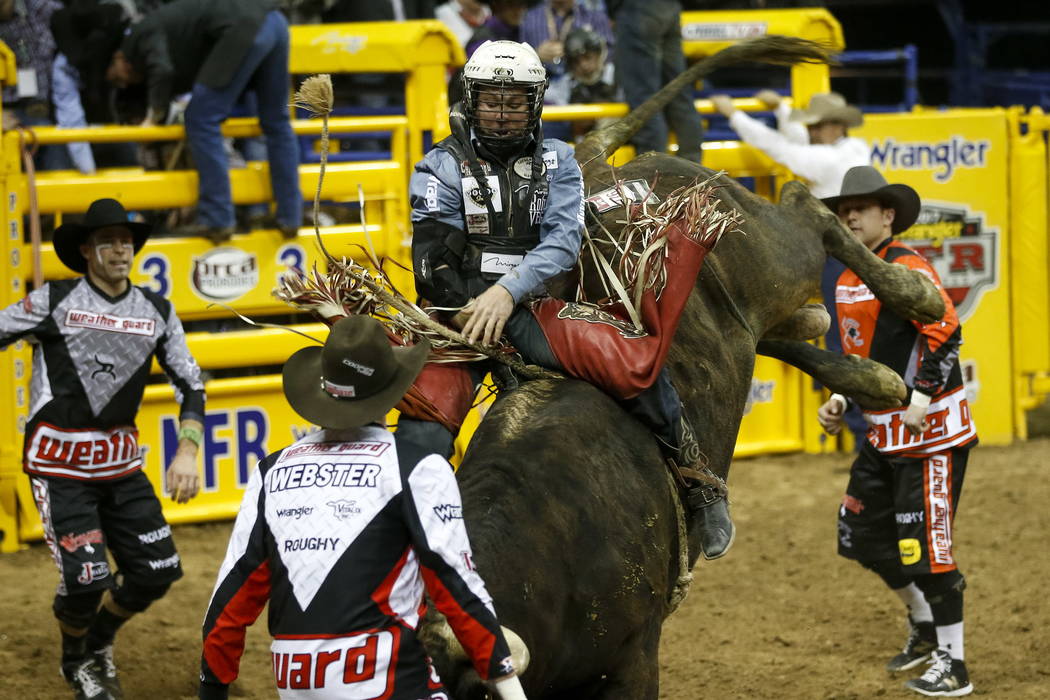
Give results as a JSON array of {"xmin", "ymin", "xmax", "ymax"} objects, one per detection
[{"xmin": 93, "ymin": 240, "xmax": 134, "ymax": 266}]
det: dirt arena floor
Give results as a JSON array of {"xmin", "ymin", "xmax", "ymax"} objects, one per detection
[{"xmin": 1, "ymin": 438, "xmax": 1047, "ymax": 699}]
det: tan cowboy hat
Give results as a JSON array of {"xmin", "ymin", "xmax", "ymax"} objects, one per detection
[
  {"xmin": 53, "ymin": 198, "xmax": 152, "ymax": 273},
  {"xmin": 282, "ymin": 316, "xmax": 430, "ymax": 429},
  {"xmin": 821, "ymin": 166, "xmax": 921, "ymax": 235},
  {"xmin": 788, "ymin": 92, "xmax": 863, "ymax": 128}
]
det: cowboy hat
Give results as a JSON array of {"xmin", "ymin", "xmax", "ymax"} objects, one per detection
[
  {"xmin": 53, "ymin": 198, "xmax": 152, "ymax": 273},
  {"xmin": 282, "ymin": 316, "xmax": 430, "ymax": 429},
  {"xmin": 788, "ymin": 92, "xmax": 863, "ymax": 128},
  {"xmin": 821, "ymin": 166, "xmax": 921, "ymax": 235}
]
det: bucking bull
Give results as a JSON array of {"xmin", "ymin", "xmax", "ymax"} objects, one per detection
[{"xmin": 413, "ymin": 37, "xmax": 945, "ymax": 699}]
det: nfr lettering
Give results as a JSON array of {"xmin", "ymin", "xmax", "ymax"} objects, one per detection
[{"xmin": 161, "ymin": 408, "xmax": 269, "ymax": 491}]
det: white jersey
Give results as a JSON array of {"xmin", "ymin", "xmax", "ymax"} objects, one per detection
[{"xmin": 200, "ymin": 426, "xmax": 514, "ymax": 699}]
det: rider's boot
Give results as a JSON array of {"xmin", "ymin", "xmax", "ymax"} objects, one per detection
[{"xmin": 669, "ymin": 416, "xmax": 735, "ymax": 560}]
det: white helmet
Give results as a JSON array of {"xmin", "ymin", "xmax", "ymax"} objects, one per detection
[{"xmin": 462, "ymin": 41, "xmax": 548, "ymax": 153}]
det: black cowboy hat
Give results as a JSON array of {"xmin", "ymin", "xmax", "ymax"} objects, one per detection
[
  {"xmin": 821, "ymin": 166, "xmax": 921, "ymax": 235},
  {"xmin": 53, "ymin": 198, "xmax": 152, "ymax": 273},
  {"xmin": 282, "ymin": 316, "xmax": 430, "ymax": 429}
]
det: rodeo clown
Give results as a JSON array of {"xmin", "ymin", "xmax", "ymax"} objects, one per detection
[
  {"xmin": 817, "ymin": 167, "xmax": 978, "ymax": 697},
  {"xmin": 0, "ymin": 198, "xmax": 205, "ymax": 700},
  {"xmin": 198, "ymin": 316, "xmax": 528, "ymax": 700},
  {"xmin": 401, "ymin": 40, "xmax": 735, "ymax": 560}
]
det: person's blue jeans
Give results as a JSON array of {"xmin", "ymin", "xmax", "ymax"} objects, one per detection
[
  {"xmin": 613, "ymin": 0, "xmax": 704, "ymax": 162},
  {"xmin": 185, "ymin": 10, "xmax": 302, "ymax": 229}
]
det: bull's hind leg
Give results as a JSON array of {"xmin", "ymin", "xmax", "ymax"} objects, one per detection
[{"xmin": 591, "ymin": 634, "xmax": 661, "ymax": 700}]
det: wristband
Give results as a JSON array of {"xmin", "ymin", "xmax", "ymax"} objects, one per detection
[
  {"xmin": 178, "ymin": 425, "xmax": 203, "ymax": 446},
  {"xmin": 909, "ymin": 390, "xmax": 932, "ymax": 410},
  {"xmin": 829, "ymin": 393, "xmax": 847, "ymax": 410}
]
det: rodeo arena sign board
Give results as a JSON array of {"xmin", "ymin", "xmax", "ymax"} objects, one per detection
[{"xmin": 860, "ymin": 110, "xmax": 1010, "ymax": 444}]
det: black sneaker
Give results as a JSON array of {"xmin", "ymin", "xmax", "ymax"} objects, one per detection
[
  {"xmin": 61, "ymin": 658, "xmax": 114, "ymax": 700},
  {"xmin": 888, "ymin": 618, "xmax": 938, "ymax": 672},
  {"xmin": 91, "ymin": 646, "xmax": 124, "ymax": 699},
  {"xmin": 904, "ymin": 649, "xmax": 973, "ymax": 697}
]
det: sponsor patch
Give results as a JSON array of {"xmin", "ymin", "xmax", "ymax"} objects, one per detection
[
  {"xmin": 865, "ymin": 385, "xmax": 976, "ymax": 455},
  {"xmin": 275, "ymin": 506, "xmax": 314, "ymax": 519},
  {"xmin": 267, "ymin": 463, "xmax": 381, "ymax": 492},
  {"xmin": 480, "ymin": 252, "xmax": 523, "ymax": 275},
  {"xmin": 585, "ymin": 179, "xmax": 659, "ymax": 214},
  {"xmin": 466, "ymin": 213, "xmax": 490, "ymax": 235},
  {"xmin": 283, "ymin": 441, "xmax": 388, "ymax": 458},
  {"xmin": 926, "ymin": 454, "xmax": 953, "ymax": 567},
  {"xmin": 147, "ymin": 553, "xmax": 181, "ymax": 570},
  {"xmin": 191, "ymin": 247, "xmax": 259, "ymax": 301},
  {"xmin": 341, "ymin": 357, "xmax": 375, "ymax": 376},
  {"xmin": 60, "ymin": 529, "xmax": 103, "ymax": 553},
  {"xmin": 284, "ymin": 537, "xmax": 341, "ymax": 552},
  {"xmin": 327, "ymin": 499, "xmax": 361, "ymax": 521},
  {"xmin": 541, "ymin": 150, "xmax": 558, "ymax": 170},
  {"xmin": 424, "ymin": 175, "xmax": 440, "ymax": 212},
  {"xmin": 841, "ymin": 494, "xmax": 864, "ymax": 515},
  {"xmin": 432, "ymin": 503, "xmax": 463, "ymax": 522},
  {"xmin": 64, "ymin": 309, "xmax": 156, "ymax": 336},
  {"xmin": 896, "ymin": 511, "xmax": 924, "ymax": 525},
  {"xmin": 138, "ymin": 524, "xmax": 172, "ymax": 544},
  {"xmin": 898, "ymin": 538, "xmax": 922, "ymax": 566},
  {"xmin": 841, "ymin": 317, "xmax": 864, "ymax": 351},
  {"xmin": 513, "ymin": 156, "xmax": 546, "ymax": 179},
  {"xmin": 462, "ymin": 176, "xmax": 503, "ymax": 215},
  {"xmin": 835, "ymin": 283, "xmax": 875, "ymax": 305},
  {"xmin": 77, "ymin": 561, "xmax": 110, "ymax": 585},
  {"xmin": 26, "ymin": 424, "xmax": 141, "ymax": 478}
]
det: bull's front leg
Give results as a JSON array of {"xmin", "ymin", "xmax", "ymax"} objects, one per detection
[
  {"xmin": 762, "ymin": 303, "xmax": 830, "ymax": 341},
  {"xmin": 757, "ymin": 339, "xmax": 905, "ymax": 410},
  {"xmin": 779, "ymin": 181, "xmax": 945, "ymax": 324}
]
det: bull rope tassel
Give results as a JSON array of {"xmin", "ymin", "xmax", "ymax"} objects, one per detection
[
  {"xmin": 665, "ymin": 468, "xmax": 693, "ymax": 614},
  {"xmin": 279, "ymin": 75, "xmax": 561, "ymax": 381},
  {"xmin": 581, "ymin": 172, "xmax": 744, "ymax": 332}
]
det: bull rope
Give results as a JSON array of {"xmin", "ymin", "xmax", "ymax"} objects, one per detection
[{"xmin": 665, "ymin": 467, "xmax": 693, "ymax": 614}]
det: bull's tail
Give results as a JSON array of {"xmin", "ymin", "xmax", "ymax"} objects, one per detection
[{"xmin": 574, "ymin": 35, "xmax": 834, "ymax": 175}]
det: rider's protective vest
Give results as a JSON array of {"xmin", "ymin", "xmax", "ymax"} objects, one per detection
[{"xmin": 434, "ymin": 133, "xmax": 548, "ymax": 296}]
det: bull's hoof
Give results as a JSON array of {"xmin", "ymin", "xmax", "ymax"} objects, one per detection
[{"xmin": 688, "ymin": 490, "xmax": 735, "ymax": 560}]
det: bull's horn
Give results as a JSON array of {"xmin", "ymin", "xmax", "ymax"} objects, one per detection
[
  {"xmin": 781, "ymin": 181, "xmax": 945, "ymax": 324},
  {"xmin": 432, "ymin": 621, "xmax": 532, "ymax": 675},
  {"xmin": 757, "ymin": 339, "xmax": 906, "ymax": 410},
  {"xmin": 574, "ymin": 36, "xmax": 832, "ymax": 174},
  {"xmin": 762, "ymin": 303, "xmax": 830, "ymax": 341}
]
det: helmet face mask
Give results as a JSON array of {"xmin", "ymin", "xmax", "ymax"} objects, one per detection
[{"xmin": 462, "ymin": 41, "xmax": 547, "ymax": 153}]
